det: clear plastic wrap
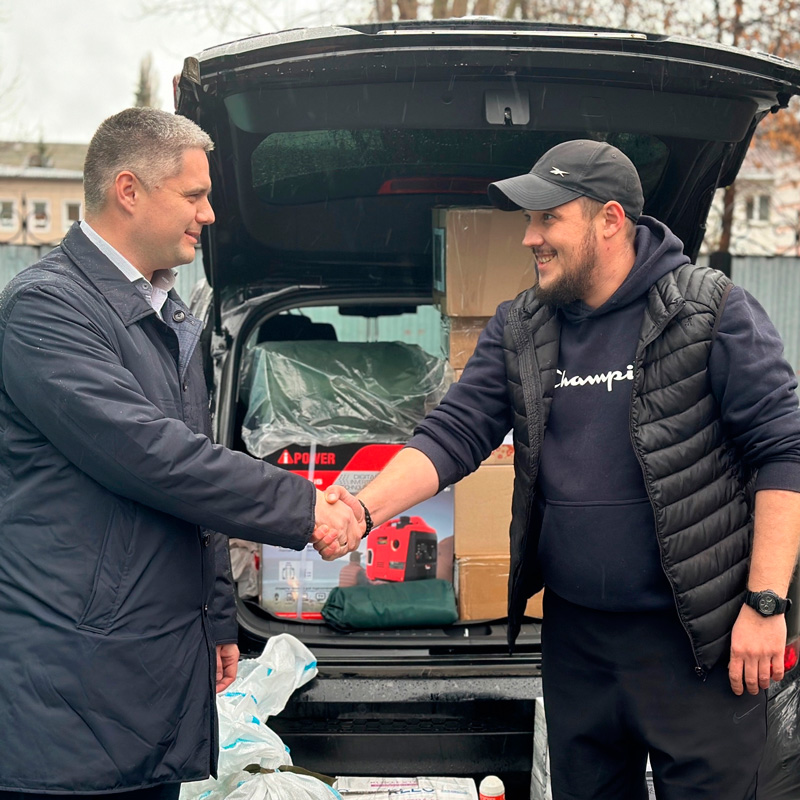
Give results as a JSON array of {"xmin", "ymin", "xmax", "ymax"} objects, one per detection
[{"xmin": 241, "ymin": 341, "xmax": 452, "ymax": 458}]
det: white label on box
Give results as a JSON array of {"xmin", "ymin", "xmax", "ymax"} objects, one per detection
[{"xmin": 335, "ymin": 776, "xmax": 478, "ymax": 799}]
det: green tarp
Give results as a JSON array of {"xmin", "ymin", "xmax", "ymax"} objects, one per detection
[{"xmin": 321, "ymin": 579, "xmax": 458, "ymax": 631}]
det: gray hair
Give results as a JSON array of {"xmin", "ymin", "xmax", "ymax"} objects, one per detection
[{"xmin": 83, "ymin": 108, "xmax": 214, "ymax": 214}]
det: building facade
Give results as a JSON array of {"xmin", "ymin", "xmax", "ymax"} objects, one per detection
[
  {"xmin": 703, "ymin": 143, "xmax": 800, "ymax": 257},
  {"xmin": 0, "ymin": 141, "xmax": 87, "ymax": 246}
]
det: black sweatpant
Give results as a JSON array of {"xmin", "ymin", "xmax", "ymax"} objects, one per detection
[
  {"xmin": 541, "ymin": 591, "xmax": 767, "ymax": 800},
  {"xmin": 0, "ymin": 786, "xmax": 180, "ymax": 800}
]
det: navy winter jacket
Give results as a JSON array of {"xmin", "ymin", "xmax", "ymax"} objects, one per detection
[{"xmin": 0, "ymin": 225, "xmax": 316, "ymax": 792}]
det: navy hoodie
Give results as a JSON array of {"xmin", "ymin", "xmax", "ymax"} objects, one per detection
[
  {"xmin": 409, "ymin": 216, "xmax": 800, "ymax": 612},
  {"xmin": 535, "ymin": 219, "xmax": 686, "ymax": 610}
]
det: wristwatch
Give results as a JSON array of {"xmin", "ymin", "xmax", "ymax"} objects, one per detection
[
  {"xmin": 744, "ymin": 589, "xmax": 793, "ymax": 617},
  {"xmin": 358, "ymin": 499, "xmax": 374, "ymax": 539}
]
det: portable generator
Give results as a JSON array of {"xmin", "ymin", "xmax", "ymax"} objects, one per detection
[{"xmin": 365, "ymin": 515, "xmax": 437, "ymax": 582}]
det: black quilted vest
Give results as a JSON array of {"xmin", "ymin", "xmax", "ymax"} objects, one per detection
[{"xmin": 503, "ymin": 265, "xmax": 753, "ymax": 674}]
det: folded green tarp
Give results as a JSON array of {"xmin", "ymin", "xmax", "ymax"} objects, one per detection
[{"xmin": 321, "ymin": 579, "xmax": 458, "ymax": 631}]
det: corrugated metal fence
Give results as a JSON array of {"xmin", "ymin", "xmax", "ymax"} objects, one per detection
[
  {"xmin": 0, "ymin": 245, "xmax": 206, "ymax": 304},
  {"xmin": 731, "ymin": 257, "xmax": 800, "ymax": 388},
  {"xmin": 1, "ymin": 245, "xmax": 798, "ymax": 383}
]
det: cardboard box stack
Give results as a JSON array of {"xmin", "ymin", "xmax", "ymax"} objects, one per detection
[
  {"xmin": 453, "ymin": 446, "xmax": 543, "ymax": 620},
  {"xmin": 434, "ymin": 206, "xmax": 536, "ymax": 372},
  {"xmin": 433, "ymin": 207, "xmax": 542, "ymax": 621}
]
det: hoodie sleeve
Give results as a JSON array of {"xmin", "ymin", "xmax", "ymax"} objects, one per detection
[
  {"xmin": 709, "ymin": 285, "xmax": 800, "ymax": 492},
  {"xmin": 407, "ymin": 302, "xmax": 514, "ymax": 490}
]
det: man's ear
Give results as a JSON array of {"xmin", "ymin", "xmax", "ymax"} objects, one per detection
[
  {"xmin": 113, "ymin": 171, "xmax": 139, "ymax": 214},
  {"xmin": 601, "ymin": 201, "xmax": 627, "ymax": 239}
]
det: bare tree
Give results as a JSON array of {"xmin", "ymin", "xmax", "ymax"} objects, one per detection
[
  {"xmin": 0, "ymin": 5, "xmax": 23, "ymax": 132},
  {"xmin": 140, "ymin": 0, "xmax": 371, "ymax": 34},
  {"xmin": 134, "ymin": 53, "xmax": 160, "ymax": 109}
]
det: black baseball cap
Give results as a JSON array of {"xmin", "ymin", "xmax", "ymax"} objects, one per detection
[{"xmin": 488, "ymin": 139, "xmax": 644, "ymax": 221}]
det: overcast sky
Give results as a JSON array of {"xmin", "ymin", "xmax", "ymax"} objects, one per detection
[{"xmin": 0, "ymin": 0, "xmax": 338, "ymax": 144}]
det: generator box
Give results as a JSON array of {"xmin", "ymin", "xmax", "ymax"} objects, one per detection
[{"xmin": 259, "ymin": 443, "xmax": 454, "ymax": 620}]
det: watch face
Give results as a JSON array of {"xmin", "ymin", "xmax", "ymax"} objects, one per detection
[{"xmin": 758, "ymin": 594, "xmax": 778, "ymax": 615}]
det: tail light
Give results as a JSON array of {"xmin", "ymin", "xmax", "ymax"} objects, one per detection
[{"xmin": 785, "ymin": 639, "xmax": 799, "ymax": 673}]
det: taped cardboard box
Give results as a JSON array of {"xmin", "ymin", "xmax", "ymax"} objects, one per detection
[
  {"xmin": 260, "ymin": 443, "xmax": 454, "ymax": 620},
  {"xmin": 453, "ymin": 464, "xmax": 514, "ymax": 558},
  {"xmin": 456, "ymin": 555, "xmax": 544, "ymax": 620},
  {"xmin": 432, "ymin": 206, "xmax": 536, "ymax": 317}
]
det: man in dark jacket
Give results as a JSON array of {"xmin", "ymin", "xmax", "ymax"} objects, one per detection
[
  {"xmin": 341, "ymin": 140, "xmax": 800, "ymax": 799},
  {"xmin": 0, "ymin": 108, "xmax": 364, "ymax": 800}
]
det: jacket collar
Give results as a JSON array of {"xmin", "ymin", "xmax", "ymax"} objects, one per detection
[{"xmin": 59, "ymin": 222, "xmax": 156, "ymax": 327}]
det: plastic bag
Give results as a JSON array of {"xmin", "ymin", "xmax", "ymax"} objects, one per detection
[
  {"xmin": 226, "ymin": 771, "xmax": 342, "ymax": 800},
  {"xmin": 180, "ymin": 634, "xmax": 319, "ymax": 800},
  {"xmin": 240, "ymin": 341, "xmax": 452, "ymax": 457}
]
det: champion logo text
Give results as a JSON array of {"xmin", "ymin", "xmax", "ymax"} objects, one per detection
[{"xmin": 556, "ymin": 365, "xmax": 635, "ymax": 392}]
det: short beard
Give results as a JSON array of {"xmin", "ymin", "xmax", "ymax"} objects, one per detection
[{"xmin": 535, "ymin": 227, "xmax": 598, "ymax": 308}]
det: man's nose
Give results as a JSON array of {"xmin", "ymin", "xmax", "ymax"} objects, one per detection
[
  {"xmin": 522, "ymin": 225, "xmax": 543, "ymax": 248},
  {"xmin": 198, "ymin": 197, "xmax": 215, "ymax": 225}
]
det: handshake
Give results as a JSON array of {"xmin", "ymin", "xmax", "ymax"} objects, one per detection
[{"xmin": 310, "ymin": 486, "xmax": 367, "ymax": 561}]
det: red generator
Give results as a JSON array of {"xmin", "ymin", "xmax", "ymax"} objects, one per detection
[{"xmin": 365, "ymin": 515, "xmax": 438, "ymax": 582}]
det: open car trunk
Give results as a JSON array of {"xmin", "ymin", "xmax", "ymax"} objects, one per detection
[{"xmin": 177, "ymin": 20, "xmax": 800, "ymax": 798}]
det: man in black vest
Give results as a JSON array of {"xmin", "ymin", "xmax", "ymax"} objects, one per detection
[{"xmin": 333, "ymin": 140, "xmax": 800, "ymax": 799}]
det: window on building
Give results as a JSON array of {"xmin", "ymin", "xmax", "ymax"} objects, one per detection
[
  {"xmin": 31, "ymin": 200, "xmax": 50, "ymax": 231},
  {"xmin": 64, "ymin": 201, "xmax": 82, "ymax": 229},
  {"xmin": 0, "ymin": 200, "xmax": 14, "ymax": 229},
  {"xmin": 745, "ymin": 194, "xmax": 771, "ymax": 223}
]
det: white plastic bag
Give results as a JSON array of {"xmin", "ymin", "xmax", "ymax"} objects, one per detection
[
  {"xmin": 181, "ymin": 634, "xmax": 319, "ymax": 800},
  {"xmin": 226, "ymin": 771, "xmax": 342, "ymax": 800}
]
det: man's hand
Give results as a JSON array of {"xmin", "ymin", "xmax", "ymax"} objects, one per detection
[
  {"xmin": 728, "ymin": 605, "xmax": 787, "ymax": 695},
  {"xmin": 312, "ymin": 488, "xmax": 365, "ymax": 560},
  {"xmin": 216, "ymin": 643, "xmax": 239, "ymax": 693}
]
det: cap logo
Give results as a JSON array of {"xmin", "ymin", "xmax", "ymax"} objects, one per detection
[{"xmin": 550, "ymin": 167, "xmax": 569, "ymax": 177}]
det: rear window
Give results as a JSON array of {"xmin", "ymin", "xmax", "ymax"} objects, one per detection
[{"xmin": 252, "ymin": 129, "xmax": 669, "ymax": 204}]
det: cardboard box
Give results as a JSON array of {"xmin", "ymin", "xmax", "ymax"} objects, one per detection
[
  {"xmin": 443, "ymin": 316, "xmax": 489, "ymax": 370},
  {"xmin": 452, "ymin": 460, "xmax": 542, "ymax": 620},
  {"xmin": 432, "ymin": 206, "xmax": 536, "ymax": 317},
  {"xmin": 453, "ymin": 464, "xmax": 514, "ymax": 558},
  {"xmin": 260, "ymin": 443, "xmax": 454, "ymax": 620},
  {"xmin": 456, "ymin": 555, "xmax": 544, "ymax": 620}
]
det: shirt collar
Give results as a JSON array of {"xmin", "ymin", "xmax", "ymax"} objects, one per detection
[{"xmin": 80, "ymin": 220, "xmax": 176, "ymax": 315}]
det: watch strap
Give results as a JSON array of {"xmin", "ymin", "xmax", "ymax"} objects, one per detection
[{"xmin": 744, "ymin": 589, "xmax": 792, "ymax": 616}]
